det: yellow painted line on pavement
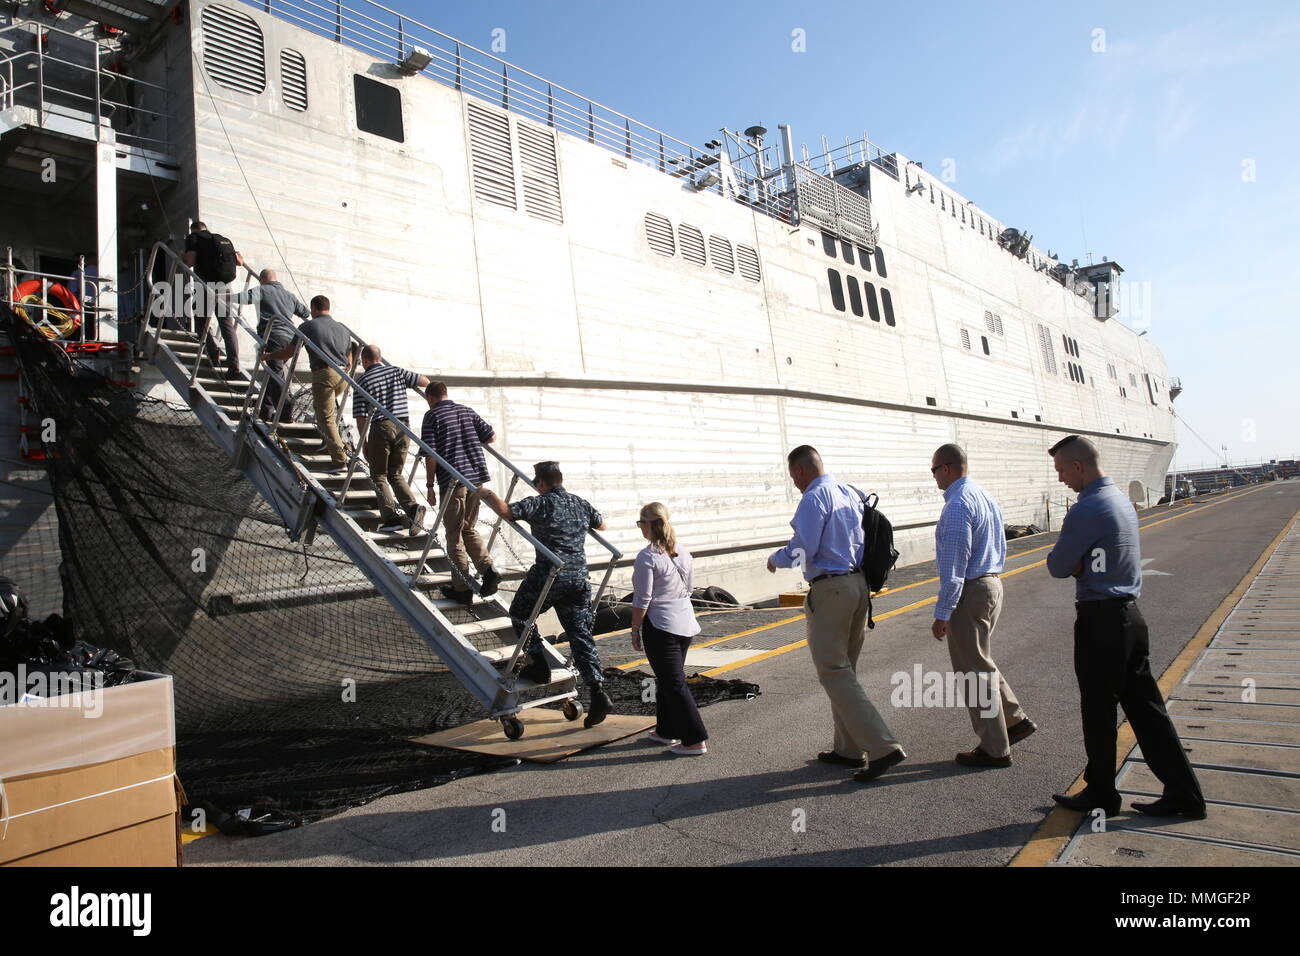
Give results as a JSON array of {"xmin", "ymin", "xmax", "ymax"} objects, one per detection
[{"xmin": 1009, "ymin": 504, "xmax": 1300, "ymax": 867}]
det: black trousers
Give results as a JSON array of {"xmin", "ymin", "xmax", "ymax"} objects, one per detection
[
  {"xmin": 1073, "ymin": 600, "xmax": 1203, "ymax": 804},
  {"xmin": 642, "ymin": 620, "xmax": 708, "ymax": 746}
]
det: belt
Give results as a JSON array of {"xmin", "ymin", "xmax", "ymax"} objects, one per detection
[
  {"xmin": 809, "ymin": 569, "xmax": 859, "ymax": 585},
  {"xmin": 1076, "ymin": 596, "xmax": 1137, "ymax": 611},
  {"xmin": 965, "ymin": 572, "xmax": 1000, "ymax": 583}
]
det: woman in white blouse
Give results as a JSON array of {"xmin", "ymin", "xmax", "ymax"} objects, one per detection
[{"xmin": 630, "ymin": 502, "xmax": 708, "ymax": 755}]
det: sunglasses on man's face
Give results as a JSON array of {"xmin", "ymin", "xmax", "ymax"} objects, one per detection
[{"xmin": 930, "ymin": 462, "xmax": 953, "ymax": 475}]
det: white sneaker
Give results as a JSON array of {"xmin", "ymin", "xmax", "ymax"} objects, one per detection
[
  {"xmin": 669, "ymin": 742, "xmax": 708, "ymax": 756},
  {"xmin": 643, "ymin": 731, "xmax": 680, "ymax": 746}
]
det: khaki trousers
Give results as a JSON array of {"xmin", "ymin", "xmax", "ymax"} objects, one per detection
[
  {"xmin": 804, "ymin": 573, "xmax": 900, "ymax": 761},
  {"xmin": 442, "ymin": 484, "xmax": 492, "ymax": 585},
  {"xmin": 945, "ymin": 575, "xmax": 1024, "ymax": 758},
  {"xmin": 310, "ymin": 366, "xmax": 348, "ymax": 465},
  {"xmin": 365, "ymin": 418, "xmax": 417, "ymax": 522}
]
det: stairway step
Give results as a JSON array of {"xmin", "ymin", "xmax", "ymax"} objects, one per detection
[
  {"xmin": 196, "ymin": 376, "xmax": 250, "ymax": 393},
  {"xmin": 461, "ymin": 619, "xmax": 517, "ymax": 639}
]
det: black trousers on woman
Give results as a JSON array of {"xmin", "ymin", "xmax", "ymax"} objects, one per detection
[{"xmin": 642, "ymin": 620, "xmax": 708, "ymax": 746}]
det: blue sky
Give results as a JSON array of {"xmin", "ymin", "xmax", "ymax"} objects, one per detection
[{"xmin": 400, "ymin": 0, "xmax": 1299, "ymax": 469}]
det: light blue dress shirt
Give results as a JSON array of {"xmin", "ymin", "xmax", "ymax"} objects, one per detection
[
  {"xmin": 770, "ymin": 474, "xmax": 865, "ymax": 582},
  {"xmin": 1047, "ymin": 476, "xmax": 1142, "ymax": 601},
  {"xmin": 933, "ymin": 476, "xmax": 1007, "ymax": 621}
]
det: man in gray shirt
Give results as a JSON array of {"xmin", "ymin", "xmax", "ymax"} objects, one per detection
[
  {"xmin": 1046, "ymin": 434, "xmax": 1205, "ymax": 819},
  {"xmin": 231, "ymin": 269, "xmax": 308, "ymax": 421},
  {"xmin": 266, "ymin": 295, "xmax": 355, "ymax": 472}
]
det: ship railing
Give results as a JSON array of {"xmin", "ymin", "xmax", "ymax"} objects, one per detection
[
  {"xmin": 238, "ymin": 0, "xmax": 793, "ymax": 221},
  {"xmin": 0, "ymin": 20, "xmax": 171, "ymax": 153},
  {"xmin": 3, "ymin": 247, "xmax": 117, "ymax": 342},
  {"xmin": 140, "ymin": 240, "xmax": 582, "ymax": 675}
]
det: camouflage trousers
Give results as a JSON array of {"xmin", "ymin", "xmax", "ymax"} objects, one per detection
[{"xmin": 510, "ymin": 569, "xmax": 602, "ymax": 686}]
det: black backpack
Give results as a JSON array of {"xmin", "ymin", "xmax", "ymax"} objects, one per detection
[
  {"xmin": 850, "ymin": 487, "xmax": 899, "ymax": 629},
  {"xmin": 193, "ymin": 231, "xmax": 238, "ymax": 283}
]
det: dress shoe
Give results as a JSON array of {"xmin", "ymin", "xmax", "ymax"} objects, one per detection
[
  {"xmin": 1052, "ymin": 790, "xmax": 1121, "ymax": 816},
  {"xmin": 479, "ymin": 566, "xmax": 501, "ymax": 597},
  {"xmin": 852, "ymin": 747, "xmax": 906, "ymax": 783},
  {"xmin": 1131, "ymin": 797, "xmax": 1207, "ymax": 820},
  {"xmin": 584, "ymin": 685, "xmax": 612, "ymax": 728},
  {"xmin": 817, "ymin": 751, "xmax": 866, "ymax": 768},
  {"xmin": 955, "ymin": 746, "xmax": 1011, "ymax": 768},
  {"xmin": 1007, "ymin": 718, "xmax": 1038, "ymax": 745}
]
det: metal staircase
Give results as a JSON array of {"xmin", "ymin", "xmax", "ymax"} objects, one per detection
[{"xmin": 138, "ymin": 243, "xmax": 619, "ymax": 738}]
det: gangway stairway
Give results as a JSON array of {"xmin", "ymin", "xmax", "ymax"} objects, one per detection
[{"xmin": 138, "ymin": 247, "xmax": 617, "ymax": 739}]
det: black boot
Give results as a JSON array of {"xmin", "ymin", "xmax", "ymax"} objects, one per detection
[{"xmin": 584, "ymin": 684, "xmax": 612, "ymax": 729}]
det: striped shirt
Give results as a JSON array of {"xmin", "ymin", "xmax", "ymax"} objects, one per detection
[
  {"xmin": 934, "ymin": 477, "xmax": 1007, "ymax": 621},
  {"xmin": 769, "ymin": 474, "xmax": 865, "ymax": 582},
  {"xmin": 352, "ymin": 364, "xmax": 421, "ymax": 421},
  {"xmin": 420, "ymin": 399, "xmax": 495, "ymax": 488}
]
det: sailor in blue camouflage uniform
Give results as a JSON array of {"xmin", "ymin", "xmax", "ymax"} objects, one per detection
[{"xmin": 479, "ymin": 460, "xmax": 613, "ymax": 727}]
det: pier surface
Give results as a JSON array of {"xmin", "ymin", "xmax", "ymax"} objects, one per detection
[{"xmin": 183, "ymin": 481, "xmax": 1300, "ymax": 866}]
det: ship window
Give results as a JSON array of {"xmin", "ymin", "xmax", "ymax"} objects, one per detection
[
  {"xmin": 1035, "ymin": 414, "xmax": 1042, "ymax": 421},
  {"xmin": 929, "ymin": 185, "xmax": 935, "ymax": 203},
  {"xmin": 980, "ymin": 335, "xmax": 989, "ymax": 355},
  {"xmin": 353, "ymin": 74, "xmax": 403, "ymax": 142},
  {"xmin": 710, "ymin": 235, "xmax": 735, "ymax": 274},
  {"xmin": 821, "ymin": 232, "xmax": 837, "ymax": 257},
  {"xmin": 940, "ymin": 194, "xmax": 946, "ymax": 212},
  {"xmin": 840, "ymin": 241, "xmax": 855, "ymax": 265},
  {"xmin": 874, "ymin": 248, "xmax": 887, "ymax": 277},
  {"xmin": 863, "ymin": 281, "xmax": 881, "ymax": 322},
  {"xmin": 1011, "ymin": 411, "xmax": 1019, "ymax": 419},
  {"xmin": 881, "ymin": 288, "xmax": 896, "ymax": 326},
  {"xmin": 280, "ymin": 49, "xmax": 308, "ymax": 111},
  {"xmin": 828, "ymin": 268, "xmax": 845, "ymax": 312},
  {"xmin": 679, "ymin": 224, "xmax": 706, "ymax": 266},
  {"xmin": 736, "ymin": 244, "xmax": 761, "ymax": 282},
  {"xmin": 644, "ymin": 213, "xmax": 675, "ymax": 257},
  {"xmin": 960, "ymin": 328, "xmax": 971, "ymax": 350},
  {"xmin": 984, "ymin": 310, "xmax": 1003, "ymax": 335},
  {"xmin": 1062, "ymin": 334, "xmax": 1070, "ymax": 356},
  {"xmin": 926, "ymin": 396, "xmax": 937, "ymax": 406},
  {"xmin": 846, "ymin": 275, "xmax": 863, "ymax": 316},
  {"xmin": 858, "ymin": 246, "xmax": 873, "ymax": 271},
  {"xmin": 201, "ymin": 5, "xmax": 266, "ymax": 96}
]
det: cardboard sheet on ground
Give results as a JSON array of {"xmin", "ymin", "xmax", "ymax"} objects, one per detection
[{"xmin": 411, "ymin": 709, "xmax": 655, "ymax": 763}]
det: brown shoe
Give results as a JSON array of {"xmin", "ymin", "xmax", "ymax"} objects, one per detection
[
  {"xmin": 955, "ymin": 746, "xmax": 1011, "ymax": 768},
  {"xmin": 1007, "ymin": 718, "xmax": 1038, "ymax": 746},
  {"xmin": 817, "ymin": 751, "xmax": 866, "ymax": 769}
]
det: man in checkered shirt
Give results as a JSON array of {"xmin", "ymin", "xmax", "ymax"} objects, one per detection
[
  {"xmin": 352, "ymin": 345, "xmax": 430, "ymax": 534},
  {"xmin": 930, "ymin": 442, "xmax": 1035, "ymax": 767}
]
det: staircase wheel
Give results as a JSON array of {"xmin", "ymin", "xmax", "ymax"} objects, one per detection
[
  {"xmin": 502, "ymin": 716, "xmax": 525, "ymax": 740},
  {"xmin": 562, "ymin": 699, "xmax": 583, "ymax": 722}
]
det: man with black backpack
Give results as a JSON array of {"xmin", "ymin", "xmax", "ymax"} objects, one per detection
[
  {"xmin": 768, "ymin": 445, "xmax": 907, "ymax": 784},
  {"xmin": 183, "ymin": 221, "xmax": 244, "ymax": 379}
]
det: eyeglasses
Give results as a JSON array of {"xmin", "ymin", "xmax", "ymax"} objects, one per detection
[
  {"xmin": 635, "ymin": 519, "xmax": 648, "ymax": 525},
  {"xmin": 930, "ymin": 462, "xmax": 954, "ymax": 474}
]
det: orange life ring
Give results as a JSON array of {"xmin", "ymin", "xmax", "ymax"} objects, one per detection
[{"xmin": 11, "ymin": 279, "xmax": 82, "ymax": 338}]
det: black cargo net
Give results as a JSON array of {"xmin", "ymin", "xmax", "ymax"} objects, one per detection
[{"xmin": 4, "ymin": 315, "xmax": 757, "ymax": 833}]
